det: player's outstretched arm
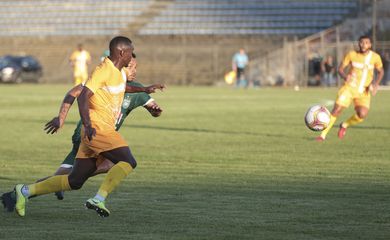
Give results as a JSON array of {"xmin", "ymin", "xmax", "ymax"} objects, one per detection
[
  {"xmin": 145, "ymin": 84, "xmax": 165, "ymax": 94},
  {"xmin": 125, "ymin": 83, "xmax": 165, "ymax": 94},
  {"xmin": 77, "ymin": 87, "xmax": 96, "ymax": 141},
  {"xmin": 44, "ymin": 84, "xmax": 84, "ymax": 134}
]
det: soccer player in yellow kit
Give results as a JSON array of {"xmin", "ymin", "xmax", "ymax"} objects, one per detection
[
  {"xmin": 12, "ymin": 36, "xmax": 136, "ymax": 218},
  {"xmin": 69, "ymin": 43, "xmax": 91, "ymax": 85},
  {"xmin": 317, "ymin": 35, "xmax": 384, "ymax": 141}
]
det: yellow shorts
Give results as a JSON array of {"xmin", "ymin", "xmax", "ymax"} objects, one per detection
[
  {"xmin": 73, "ymin": 71, "xmax": 88, "ymax": 85},
  {"xmin": 76, "ymin": 127, "xmax": 128, "ymax": 159},
  {"xmin": 335, "ymin": 84, "xmax": 371, "ymax": 109}
]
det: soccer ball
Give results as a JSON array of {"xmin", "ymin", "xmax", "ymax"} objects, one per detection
[
  {"xmin": 224, "ymin": 70, "xmax": 236, "ymax": 85},
  {"xmin": 304, "ymin": 105, "xmax": 331, "ymax": 131}
]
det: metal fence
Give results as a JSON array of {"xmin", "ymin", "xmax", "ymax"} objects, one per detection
[
  {"xmin": 248, "ymin": 0, "xmax": 390, "ymax": 87},
  {"xmin": 249, "ymin": 33, "xmax": 390, "ymax": 87}
]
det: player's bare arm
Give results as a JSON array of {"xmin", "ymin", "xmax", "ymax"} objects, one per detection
[
  {"xmin": 44, "ymin": 84, "xmax": 84, "ymax": 134},
  {"xmin": 338, "ymin": 63, "xmax": 350, "ymax": 82},
  {"xmin": 77, "ymin": 87, "xmax": 96, "ymax": 141},
  {"xmin": 125, "ymin": 83, "xmax": 165, "ymax": 94},
  {"xmin": 370, "ymin": 67, "xmax": 384, "ymax": 96}
]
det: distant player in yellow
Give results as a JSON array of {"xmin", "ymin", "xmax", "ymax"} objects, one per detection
[
  {"xmin": 317, "ymin": 35, "xmax": 384, "ymax": 141},
  {"xmin": 11, "ymin": 36, "xmax": 137, "ymax": 218},
  {"xmin": 69, "ymin": 43, "xmax": 91, "ymax": 85}
]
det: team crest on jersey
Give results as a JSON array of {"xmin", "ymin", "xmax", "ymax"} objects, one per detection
[{"xmin": 122, "ymin": 96, "xmax": 131, "ymax": 109}]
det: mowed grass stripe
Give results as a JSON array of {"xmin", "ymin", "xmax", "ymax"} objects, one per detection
[{"xmin": 0, "ymin": 85, "xmax": 389, "ymax": 240}]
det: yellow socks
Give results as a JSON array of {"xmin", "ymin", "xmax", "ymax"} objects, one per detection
[
  {"xmin": 343, "ymin": 114, "xmax": 364, "ymax": 128},
  {"xmin": 96, "ymin": 161, "xmax": 132, "ymax": 199},
  {"xmin": 24, "ymin": 161, "xmax": 133, "ymax": 200},
  {"xmin": 28, "ymin": 175, "xmax": 71, "ymax": 196},
  {"xmin": 320, "ymin": 114, "xmax": 337, "ymax": 139}
]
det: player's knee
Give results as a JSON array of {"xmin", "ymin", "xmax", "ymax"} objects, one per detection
[
  {"xmin": 331, "ymin": 105, "xmax": 343, "ymax": 116},
  {"xmin": 356, "ymin": 108, "xmax": 368, "ymax": 119},
  {"xmin": 69, "ymin": 181, "xmax": 84, "ymax": 190},
  {"xmin": 128, "ymin": 157, "xmax": 137, "ymax": 169},
  {"xmin": 68, "ymin": 177, "xmax": 86, "ymax": 190},
  {"xmin": 122, "ymin": 155, "xmax": 137, "ymax": 169},
  {"xmin": 357, "ymin": 111, "xmax": 368, "ymax": 119},
  {"xmin": 95, "ymin": 160, "xmax": 114, "ymax": 175},
  {"xmin": 124, "ymin": 150, "xmax": 137, "ymax": 169}
]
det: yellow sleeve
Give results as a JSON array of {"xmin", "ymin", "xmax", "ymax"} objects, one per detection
[
  {"xmin": 85, "ymin": 66, "xmax": 107, "ymax": 93},
  {"xmin": 374, "ymin": 54, "xmax": 383, "ymax": 70},
  {"xmin": 341, "ymin": 51, "xmax": 352, "ymax": 68},
  {"xmin": 69, "ymin": 51, "xmax": 77, "ymax": 61}
]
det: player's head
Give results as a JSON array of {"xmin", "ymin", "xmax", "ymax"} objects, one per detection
[
  {"xmin": 358, "ymin": 35, "xmax": 372, "ymax": 53},
  {"xmin": 77, "ymin": 43, "xmax": 83, "ymax": 51},
  {"xmin": 127, "ymin": 53, "xmax": 137, "ymax": 81},
  {"xmin": 109, "ymin": 36, "xmax": 134, "ymax": 68}
]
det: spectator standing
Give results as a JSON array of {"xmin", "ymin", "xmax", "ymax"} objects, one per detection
[
  {"xmin": 232, "ymin": 48, "xmax": 249, "ymax": 88},
  {"xmin": 382, "ymin": 51, "xmax": 390, "ymax": 85},
  {"xmin": 322, "ymin": 55, "xmax": 336, "ymax": 87}
]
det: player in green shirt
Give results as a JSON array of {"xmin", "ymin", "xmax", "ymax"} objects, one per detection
[
  {"xmin": 1, "ymin": 57, "xmax": 164, "ymax": 210},
  {"xmin": 48, "ymin": 80, "xmax": 163, "ymax": 200}
]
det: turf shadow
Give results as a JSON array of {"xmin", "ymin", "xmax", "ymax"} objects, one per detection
[{"xmin": 123, "ymin": 124, "xmax": 287, "ymax": 138}]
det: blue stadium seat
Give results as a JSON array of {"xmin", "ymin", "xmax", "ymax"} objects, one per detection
[
  {"xmin": 0, "ymin": 0, "xmax": 151, "ymax": 36},
  {"xmin": 0, "ymin": 0, "xmax": 359, "ymax": 36},
  {"xmin": 140, "ymin": 0, "xmax": 358, "ymax": 36}
]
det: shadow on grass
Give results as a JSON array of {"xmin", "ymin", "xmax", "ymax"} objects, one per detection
[
  {"xmin": 0, "ymin": 176, "xmax": 14, "ymax": 180},
  {"xmin": 325, "ymin": 124, "xmax": 390, "ymax": 131},
  {"xmin": 122, "ymin": 124, "xmax": 289, "ymax": 137},
  {"xmin": 29, "ymin": 119, "xmax": 286, "ymax": 137},
  {"xmin": 29, "ymin": 119, "xmax": 390, "ymax": 139},
  {"xmin": 352, "ymin": 125, "xmax": 390, "ymax": 130}
]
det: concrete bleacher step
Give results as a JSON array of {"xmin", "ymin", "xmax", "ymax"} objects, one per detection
[
  {"xmin": 0, "ymin": 0, "xmax": 153, "ymax": 36},
  {"xmin": 122, "ymin": 0, "xmax": 175, "ymax": 36},
  {"xmin": 139, "ymin": 0, "xmax": 358, "ymax": 36},
  {"xmin": 0, "ymin": 0, "xmax": 359, "ymax": 37},
  {"xmin": 0, "ymin": 0, "xmax": 373, "ymax": 86}
]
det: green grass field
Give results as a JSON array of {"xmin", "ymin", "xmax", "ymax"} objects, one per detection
[{"xmin": 1, "ymin": 85, "xmax": 389, "ymax": 240}]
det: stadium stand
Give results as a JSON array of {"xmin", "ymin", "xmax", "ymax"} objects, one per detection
[
  {"xmin": 0, "ymin": 0, "xmax": 152, "ymax": 36},
  {"xmin": 139, "ymin": 0, "xmax": 358, "ymax": 36},
  {"xmin": 0, "ymin": 0, "xmax": 359, "ymax": 37},
  {"xmin": 248, "ymin": 0, "xmax": 390, "ymax": 87},
  {"xmin": 0, "ymin": 0, "xmax": 386, "ymax": 86}
]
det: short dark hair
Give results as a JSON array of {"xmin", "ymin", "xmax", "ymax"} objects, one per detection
[
  {"xmin": 109, "ymin": 36, "xmax": 132, "ymax": 53},
  {"xmin": 359, "ymin": 35, "xmax": 372, "ymax": 42}
]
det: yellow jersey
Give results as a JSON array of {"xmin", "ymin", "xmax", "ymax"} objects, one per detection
[
  {"xmin": 84, "ymin": 57, "xmax": 127, "ymax": 131},
  {"xmin": 70, "ymin": 50, "xmax": 91, "ymax": 75},
  {"xmin": 341, "ymin": 50, "xmax": 383, "ymax": 93}
]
